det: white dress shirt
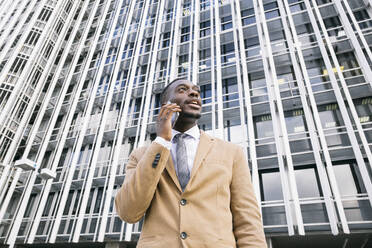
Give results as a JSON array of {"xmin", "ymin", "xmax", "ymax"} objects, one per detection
[{"xmin": 154, "ymin": 125, "xmax": 200, "ymax": 174}]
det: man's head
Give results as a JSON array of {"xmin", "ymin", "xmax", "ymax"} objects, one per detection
[{"xmin": 160, "ymin": 78, "xmax": 202, "ymax": 121}]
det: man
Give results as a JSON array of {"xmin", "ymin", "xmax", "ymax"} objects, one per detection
[{"xmin": 115, "ymin": 78, "xmax": 267, "ymax": 247}]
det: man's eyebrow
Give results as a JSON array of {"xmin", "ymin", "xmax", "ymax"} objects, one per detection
[
  {"xmin": 176, "ymin": 83, "xmax": 187, "ymax": 88},
  {"xmin": 175, "ymin": 83, "xmax": 200, "ymax": 91}
]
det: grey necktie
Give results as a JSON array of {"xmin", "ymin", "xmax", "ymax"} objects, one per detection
[{"xmin": 174, "ymin": 133, "xmax": 190, "ymax": 191}]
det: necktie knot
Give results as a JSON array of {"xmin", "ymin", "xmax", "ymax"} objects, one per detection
[{"xmin": 173, "ymin": 133, "xmax": 188, "ymax": 143}]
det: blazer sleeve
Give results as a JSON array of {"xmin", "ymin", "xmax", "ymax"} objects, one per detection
[
  {"xmin": 115, "ymin": 142, "xmax": 170, "ymax": 223},
  {"xmin": 231, "ymin": 146, "xmax": 267, "ymax": 247}
]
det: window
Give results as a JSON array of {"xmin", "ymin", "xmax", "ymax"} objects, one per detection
[
  {"xmin": 200, "ymin": 20, "xmax": 211, "ymax": 37},
  {"xmin": 254, "ymin": 115, "xmax": 274, "ymax": 139},
  {"xmin": 85, "ymin": 189, "xmax": 95, "ymax": 214},
  {"xmin": 260, "ymin": 169, "xmax": 283, "ymax": 201},
  {"xmin": 38, "ymin": 7, "xmax": 52, "ymax": 22},
  {"xmin": 43, "ymin": 193, "xmax": 55, "ymax": 216},
  {"xmin": 355, "ymin": 98, "xmax": 372, "ymax": 124},
  {"xmin": 333, "ymin": 161, "xmax": 372, "ymax": 221},
  {"xmin": 221, "ymin": 15, "xmax": 232, "ymax": 30},
  {"xmin": 199, "ymin": 49, "xmax": 210, "ymax": 60},
  {"xmin": 24, "ymin": 194, "xmax": 37, "ymax": 217},
  {"xmin": 200, "ymin": 0, "xmax": 210, "ymax": 10},
  {"xmin": 294, "ymin": 166, "xmax": 322, "ymax": 198},
  {"xmin": 178, "ymin": 54, "xmax": 189, "ymax": 73},
  {"xmin": 93, "ymin": 187, "xmax": 103, "ymax": 213},
  {"xmin": 318, "ymin": 103, "xmax": 344, "ymax": 129},
  {"xmin": 63, "ymin": 190, "xmax": 74, "ymax": 215},
  {"xmin": 284, "ymin": 109, "xmax": 307, "ymax": 134},
  {"xmin": 263, "ymin": 2, "xmax": 279, "ymax": 19},
  {"xmin": 55, "ymin": 19, "xmax": 64, "ymax": 34},
  {"xmin": 221, "ymin": 43, "xmax": 234, "ymax": 54},
  {"xmin": 222, "ymin": 77, "xmax": 238, "ymax": 108},
  {"xmin": 180, "ymin": 27, "xmax": 190, "ymax": 43},
  {"xmin": 162, "ymin": 32, "xmax": 170, "ymax": 48},
  {"xmin": 10, "ymin": 54, "xmax": 28, "ymax": 74},
  {"xmin": 200, "ymin": 84, "xmax": 211, "ymax": 104},
  {"xmin": 333, "ymin": 162, "xmax": 366, "ymax": 196}
]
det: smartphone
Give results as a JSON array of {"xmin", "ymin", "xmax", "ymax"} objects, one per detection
[{"xmin": 167, "ymin": 101, "xmax": 179, "ymax": 127}]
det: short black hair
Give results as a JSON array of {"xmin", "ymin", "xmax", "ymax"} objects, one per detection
[{"xmin": 160, "ymin": 77, "xmax": 188, "ymax": 104}]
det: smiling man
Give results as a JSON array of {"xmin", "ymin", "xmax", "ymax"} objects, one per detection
[{"xmin": 115, "ymin": 78, "xmax": 267, "ymax": 247}]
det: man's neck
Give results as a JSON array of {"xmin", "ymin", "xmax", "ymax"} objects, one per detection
[{"xmin": 173, "ymin": 121, "xmax": 197, "ymax": 133}]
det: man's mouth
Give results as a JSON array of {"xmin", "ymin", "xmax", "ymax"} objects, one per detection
[{"xmin": 186, "ymin": 100, "xmax": 201, "ymax": 109}]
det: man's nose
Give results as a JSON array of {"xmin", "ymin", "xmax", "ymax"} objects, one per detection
[{"xmin": 188, "ymin": 89, "xmax": 199, "ymax": 98}]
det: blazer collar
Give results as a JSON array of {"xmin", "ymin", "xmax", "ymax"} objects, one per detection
[{"xmin": 165, "ymin": 130, "xmax": 215, "ymax": 193}]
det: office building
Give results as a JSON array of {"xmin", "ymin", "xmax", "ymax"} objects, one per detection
[{"xmin": 0, "ymin": 0, "xmax": 372, "ymax": 247}]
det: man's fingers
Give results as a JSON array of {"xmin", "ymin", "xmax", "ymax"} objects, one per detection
[
  {"xmin": 158, "ymin": 104, "xmax": 180, "ymax": 121},
  {"xmin": 158, "ymin": 107, "xmax": 165, "ymax": 118},
  {"xmin": 164, "ymin": 106, "xmax": 181, "ymax": 119}
]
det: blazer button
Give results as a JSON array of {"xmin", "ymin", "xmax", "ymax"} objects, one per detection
[
  {"xmin": 180, "ymin": 199, "xmax": 187, "ymax": 206},
  {"xmin": 180, "ymin": 232, "xmax": 187, "ymax": 239}
]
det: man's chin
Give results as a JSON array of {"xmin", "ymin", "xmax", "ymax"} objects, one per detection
[{"xmin": 181, "ymin": 111, "xmax": 201, "ymax": 119}]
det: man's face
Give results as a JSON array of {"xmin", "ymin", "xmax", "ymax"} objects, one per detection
[{"xmin": 167, "ymin": 80, "xmax": 202, "ymax": 119}]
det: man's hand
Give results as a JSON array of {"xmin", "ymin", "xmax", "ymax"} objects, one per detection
[{"xmin": 156, "ymin": 103, "xmax": 181, "ymax": 141}]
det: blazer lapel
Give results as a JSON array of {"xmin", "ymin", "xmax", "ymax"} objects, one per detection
[
  {"xmin": 164, "ymin": 130, "xmax": 214, "ymax": 193},
  {"xmin": 165, "ymin": 155, "xmax": 182, "ymax": 192},
  {"xmin": 189, "ymin": 131, "xmax": 214, "ymax": 182}
]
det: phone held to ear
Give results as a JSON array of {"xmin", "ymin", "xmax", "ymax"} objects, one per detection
[{"xmin": 167, "ymin": 101, "xmax": 179, "ymax": 127}]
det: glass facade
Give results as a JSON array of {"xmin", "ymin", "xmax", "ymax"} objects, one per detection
[{"xmin": 0, "ymin": 0, "xmax": 371, "ymax": 247}]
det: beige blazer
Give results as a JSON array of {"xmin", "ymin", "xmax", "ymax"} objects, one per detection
[{"xmin": 115, "ymin": 131, "xmax": 267, "ymax": 247}]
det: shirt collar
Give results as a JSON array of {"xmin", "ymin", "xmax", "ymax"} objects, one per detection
[{"xmin": 172, "ymin": 125, "xmax": 200, "ymax": 142}]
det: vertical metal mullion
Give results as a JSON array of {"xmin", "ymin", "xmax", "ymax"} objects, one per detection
[
  {"xmin": 0, "ymin": 169, "xmax": 21, "ymax": 221},
  {"xmin": 0, "ymin": 0, "xmax": 52, "ymax": 126},
  {"xmin": 25, "ymin": 1, "xmax": 92, "ymax": 241},
  {"xmin": 5, "ymin": 171, "xmax": 38, "ymax": 245},
  {"xmin": 363, "ymin": 0, "xmax": 372, "ymax": 14},
  {"xmin": 1, "ymin": 0, "xmax": 80, "ymax": 173},
  {"xmin": 208, "ymin": 3, "xmax": 216, "ymax": 132},
  {"xmin": 334, "ymin": 0, "xmax": 372, "ymax": 85},
  {"xmin": 1, "ymin": 1, "xmax": 82, "ymax": 245},
  {"xmin": 0, "ymin": 0, "xmax": 42, "ymax": 61},
  {"xmin": 25, "ymin": 1, "xmax": 97, "ymax": 242},
  {"xmin": 0, "ymin": 0, "xmax": 39, "ymax": 57},
  {"xmin": 192, "ymin": 0, "xmax": 200, "ymax": 83},
  {"xmin": 213, "ymin": 1, "xmax": 224, "ymax": 139},
  {"xmin": 0, "ymin": 0, "xmax": 23, "ymax": 38},
  {"xmin": 307, "ymin": 0, "xmax": 372, "ymax": 206},
  {"xmin": 229, "ymin": 1, "xmax": 248, "ymax": 148},
  {"xmin": 48, "ymin": 0, "xmax": 115, "ymax": 243},
  {"xmin": 100, "ymin": 0, "xmax": 153, "ymax": 241},
  {"xmin": 64, "ymin": 190, "xmax": 79, "ymax": 236},
  {"xmin": 185, "ymin": 1, "xmax": 193, "ymax": 80},
  {"xmin": 233, "ymin": 0, "xmax": 261, "ymax": 206},
  {"xmin": 169, "ymin": 0, "xmax": 183, "ymax": 80},
  {"xmin": 137, "ymin": 0, "xmax": 166, "ymax": 147},
  {"xmin": 164, "ymin": 1, "xmax": 178, "ymax": 83},
  {"xmin": 72, "ymin": 0, "xmax": 125, "ymax": 240},
  {"xmin": 277, "ymin": 0, "xmax": 340, "ymax": 235},
  {"xmin": 342, "ymin": 0, "xmax": 372, "ymax": 67},
  {"xmin": 0, "ymin": 0, "xmax": 16, "ymax": 25},
  {"xmin": 0, "ymin": 0, "xmax": 58, "ymax": 194},
  {"xmin": 283, "ymin": 0, "xmax": 351, "ymax": 235},
  {"xmin": 96, "ymin": 1, "xmax": 137, "ymax": 240},
  {"xmin": 84, "ymin": 188, "xmax": 98, "ymax": 235},
  {"xmin": 253, "ymin": 0, "xmax": 301, "ymax": 236}
]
